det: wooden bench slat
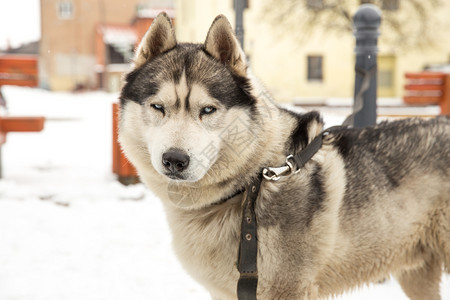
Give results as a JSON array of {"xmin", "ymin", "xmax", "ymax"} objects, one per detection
[
  {"xmin": 0, "ymin": 55, "xmax": 38, "ymax": 87},
  {"xmin": 404, "ymin": 96, "xmax": 441, "ymax": 105},
  {"xmin": 0, "ymin": 117, "xmax": 45, "ymax": 133},
  {"xmin": 404, "ymin": 84, "xmax": 443, "ymax": 91},
  {"xmin": 405, "ymin": 72, "xmax": 445, "ymax": 79},
  {"xmin": 0, "ymin": 79, "xmax": 38, "ymax": 87}
]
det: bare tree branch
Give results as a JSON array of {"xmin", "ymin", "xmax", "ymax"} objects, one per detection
[{"xmin": 260, "ymin": 0, "xmax": 443, "ymax": 50}]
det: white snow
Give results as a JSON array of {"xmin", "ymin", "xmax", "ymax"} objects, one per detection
[{"xmin": 0, "ymin": 86, "xmax": 448, "ymax": 299}]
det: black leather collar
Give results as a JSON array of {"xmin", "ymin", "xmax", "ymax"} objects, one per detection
[{"xmin": 210, "ymin": 188, "xmax": 245, "ymax": 206}]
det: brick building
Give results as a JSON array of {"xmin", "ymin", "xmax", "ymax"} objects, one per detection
[{"xmin": 39, "ymin": 0, "xmax": 174, "ymax": 91}]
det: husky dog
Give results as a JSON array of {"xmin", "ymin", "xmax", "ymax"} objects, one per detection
[{"xmin": 119, "ymin": 12, "xmax": 450, "ymax": 300}]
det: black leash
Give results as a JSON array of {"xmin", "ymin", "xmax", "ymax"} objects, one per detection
[
  {"xmin": 342, "ymin": 65, "xmax": 377, "ymax": 127},
  {"xmin": 237, "ymin": 176, "xmax": 261, "ymax": 300}
]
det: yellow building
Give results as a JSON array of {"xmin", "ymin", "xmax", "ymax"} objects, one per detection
[{"xmin": 175, "ymin": 0, "xmax": 450, "ymax": 102}]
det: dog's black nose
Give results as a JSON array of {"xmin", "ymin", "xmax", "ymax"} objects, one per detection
[{"xmin": 162, "ymin": 149, "xmax": 190, "ymax": 173}]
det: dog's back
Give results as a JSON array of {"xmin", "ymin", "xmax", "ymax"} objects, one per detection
[
  {"xmin": 317, "ymin": 116, "xmax": 450, "ymax": 299},
  {"xmin": 333, "ymin": 117, "xmax": 449, "ymax": 209},
  {"xmin": 334, "ymin": 116, "xmax": 449, "ymax": 175}
]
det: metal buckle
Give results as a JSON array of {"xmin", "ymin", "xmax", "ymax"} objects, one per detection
[
  {"xmin": 262, "ymin": 165, "xmax": 290, "ymax": 181},
  {"xmin": 262, "ymin": 154, "xmax": 298, "ymax": 181}
]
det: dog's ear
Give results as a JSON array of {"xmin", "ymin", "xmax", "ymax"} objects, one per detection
[
  {"xmin": 134, "ymin": 12, "xmax": 176, "ymax": 68},
  {"xmin": 204, "ymin": 15, "xmax": 247, "ymax": 76},
  {"xmin": 291, "ymin": 111, "xmax": 324, "ymax": 152}
]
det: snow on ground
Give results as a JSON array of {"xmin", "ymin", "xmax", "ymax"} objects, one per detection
[{"xmin": 0, "ymin": 86, "xmax": 448, "ymax": 300}]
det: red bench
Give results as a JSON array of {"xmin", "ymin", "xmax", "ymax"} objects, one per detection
[
  {"xmin": 0, "ymin": 116, "xmax": 45, "ymax": 144},
  {"xmin": 0, "ymin": 116, "xmax": 45, "ymax": 177},
  {"xmin": 0, "ymin": 55, "xmax": 38, "ymax": 87},
  {"xmin": 112, "ymin": 103, "xmax": 139, "ymax": 184},
  {"xmin": 0, "ymin": 55, "xmax": 45, "ymax": 177},
  {"xmin": 403, "ymin": 72, "xmax": 450, "ymax": 115}
]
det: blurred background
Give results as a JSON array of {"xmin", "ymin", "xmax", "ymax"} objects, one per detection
[
  {"xmin": 2, "ymin": 0, "xmax": 450, "ymax": 100},
  {"xmin": 0, "ymin": 1, "xmax": 449, "ymax": 299}
]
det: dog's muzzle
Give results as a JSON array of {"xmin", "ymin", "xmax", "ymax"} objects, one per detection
[{"xmin": 162, "ymin": 148, "xmax": 190, "ymax": 178}]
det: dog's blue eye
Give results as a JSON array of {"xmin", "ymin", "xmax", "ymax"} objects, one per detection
[
  {"xmin": 151, "ymin": 104, "xmax": 165, "ymax": 113},
  {"xmin": 201, "ymin": 106, "xmax": 216, "ymax": 116}
]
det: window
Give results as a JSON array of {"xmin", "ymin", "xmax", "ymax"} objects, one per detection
[
  {"xmin": 58, "ymin": 1, "xmax": 74, "ymax": 20},
  {"xmin": 307, "ymin": 55, "xmax": 323, "ymax": 82},
  {"xmin": 377, "ymin": 55, "xmax": 396, "ymax": 97},
  {"xmin": 233, "ymin": 0, "xmax": 249, "ymax": 9},
  {"xmin": 108, "ymin": 45, "xmax": 126, "ymax": 64},
  {"xmin": 107, "ymin": 44, "xmax": 133, "ymax": 64},
  {"xmin": 306, "ymin": 0, "xmax": 324, "ymax": 10},
  {"xmin": 382, "ymin": 0, "xmax": 399, "ymax": 10},
  {"xmin": 378, "ymin": 70, "xmax": 393, "ymax": 88}
]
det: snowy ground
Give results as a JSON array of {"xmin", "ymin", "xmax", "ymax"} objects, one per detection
[{"xmin": 0, "ymin": 86, "xmax": 448, "ymax": 300}]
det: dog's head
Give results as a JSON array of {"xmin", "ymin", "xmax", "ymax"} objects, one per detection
[{"xmin": 119, "ymin": 13, "xmax": 261, "ymax": 188}]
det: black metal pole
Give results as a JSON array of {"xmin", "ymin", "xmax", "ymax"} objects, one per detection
[
  {"xmin": 352, "ymin": 4, "xmax": 381, "ymax": 128},
  {"xmin": 234, "ymin": 0, "xmax": 245, "ymax": 50}
]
